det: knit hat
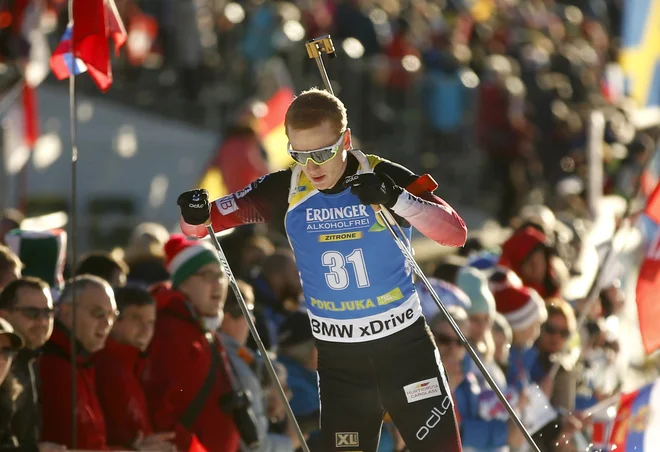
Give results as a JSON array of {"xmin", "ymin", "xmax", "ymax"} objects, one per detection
[
  {"xmin": 465, "ymin": 250, "xmax": 500, "ymax": 271},
  {"xmin": 489, "ymin": 267, "xmax": 547, "ymax": 331},
  {"xmin": 4, "ymin": 229, "xmax": 66, "ymax": 294},
  {"xmin": 498, "ymin": 227, "xmax": 548, "ymax": 275},
  {"xmin": 456, "ymin": 267, "xmax": 495, "ymax": 317},
  {"xmin": 278, "ymin": 311, "xmax": 314, "ymax": 347},
  {"xmin": 164, "ymin": 234, "xmax": 220, "ymax": 288}
]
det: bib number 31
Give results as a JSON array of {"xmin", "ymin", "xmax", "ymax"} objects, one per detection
[{"xmin": 322, "ymin": 248, "xmax": 370, "ymax": 290}]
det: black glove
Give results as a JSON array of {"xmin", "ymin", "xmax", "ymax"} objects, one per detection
[
  {"xmin": 177, "ymin": 189, "xmax": 211, "ymax": 225},
  {"xmin": 344, "ymin": 173, "xmax": 402, "ymax": 208}
]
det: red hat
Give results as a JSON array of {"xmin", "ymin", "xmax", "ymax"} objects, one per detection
[
  {"xmin": 489, "ymin": 267, "xmax": 547, "ymax": 331},
  {"xmin": 498, "ymin": 226, "xmax": 547, "ymax": 274}
]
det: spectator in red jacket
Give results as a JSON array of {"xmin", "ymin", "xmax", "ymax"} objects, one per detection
[
  {"xmin": 40, "ymin": 275, "xmax": 117, "ymax": 450},
  {"xmin": 93, "ymin": 285, "xmax": 176, "ymax": 451},
  {"xmin": 143, "ymin": 235, "xmax": 240, "ymax": 452}
]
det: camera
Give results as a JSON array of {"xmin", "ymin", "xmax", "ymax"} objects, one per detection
[{"xmin": 220, "ymin": 390, "xmax": 261, "ymax": 449}]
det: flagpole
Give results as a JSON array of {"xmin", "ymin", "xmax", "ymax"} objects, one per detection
[{"xmin": 68, "ymin": 0, "xmax": 79, "ymax": 448}]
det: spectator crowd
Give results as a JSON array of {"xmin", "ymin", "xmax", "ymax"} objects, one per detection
[
  {"xmin": 0, "ymin": 194, "xmax": 647, "ymax": 451},
  {"xmin": 0, "ymin": 0, "xmax": 658, "ymax": 451}
]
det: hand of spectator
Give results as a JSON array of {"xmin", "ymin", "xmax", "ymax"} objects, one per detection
[
  {"xmin": 286, "ymin": 419, "xmax": 302, "ymax": 450},
  {"xmin": 133, "ymin": 431, "xmax": 177, "ymax": 451},
  {"xmin": 539, "ymin": 376, "xmax": 554, "ymax": 398},
  {"xmin": 517, "ymin": 387, "xmax": 530, "ymax": 414},
  {"xmin": 558, "ymin": 413, "xmax": 583, "ymax": 441},
  {"xmin": 38, "ymin": 443, "xmax": 67, "ymax": 452}
]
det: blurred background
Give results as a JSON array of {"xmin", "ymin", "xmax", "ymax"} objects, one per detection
[{"xmin": 2, "ymin": 0, "xmax": 659, "ymax": 253}]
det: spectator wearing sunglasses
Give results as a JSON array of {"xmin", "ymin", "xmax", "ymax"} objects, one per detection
[
  {"xmin": 0, "ymin": 277, "xmax": 64, "ymax": 452},
  {"xmin": 523, "ymin": 299, "xmax": 578, "ymax": 412},
  {"xmin": 429, "ymin": 306, "xmax": 511, "ymax": 452},
  {"xmin": 40, "ymin": 275, "xmax": 118, "ymax": 450},
  {"xmin": 220, "ymin": 280, "xmax": 300, "ymax": 452}
]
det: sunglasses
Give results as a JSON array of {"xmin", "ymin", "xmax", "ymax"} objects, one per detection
[
  {"xmin": 435, "ymin": 334, "xmax": 463, "ymax": 347},
  {"xmin": 287, "ymin": 130, "xmax": 347, "ymax": 166},
  {"xmin": 543, "ymin": 324, "xmax": 570, "ymax": 338},
  {"xmin": 0, "ymin": 347, "xmax": 18, "ymax": 361},
  {"xmin": 12, "ymin": 307, "xmax": 56, "ymax": 320},
  {"xmin": 85, "ymin": 307, "xmax": 120, "ymax": 323}
]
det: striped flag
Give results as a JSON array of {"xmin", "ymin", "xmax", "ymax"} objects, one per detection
[
  {"xmin": 49, "ymin": 0, "xmax": 127, "ymax": 92},
  {"xmin": 197, "ymin": 87, "xmax": 294, "ymax": 199},
  {"xmin": 257, "ymin": 86, "xmax": 295, "ymax": 169},
  {"xmin": 619, "ymin": 0, "xmax": 660, "ymax": 108},
  {"xmin": 4, "ymin": 228, "xmax": 67, "ymax": 296},
  {"xmin": 608, "ymin": 379, "xmax": 660, "ymax": 450}
]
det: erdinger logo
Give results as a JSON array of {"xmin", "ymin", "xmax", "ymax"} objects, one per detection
[
  {"xmin": 416, "ymin": 395, "xmax": 452, "ymax": 441},
  {"xmin": 335, "ymin": 432, "xmax": 359, "ymax": 447}
]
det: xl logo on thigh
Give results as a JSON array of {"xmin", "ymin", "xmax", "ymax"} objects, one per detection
[
  {"xmin": 335, "ymin": 432, "xmax": 359, "ymax": 447},
  {"xmin": 416, "ymin": 396, "xmax": 452, "ymax": 441}
]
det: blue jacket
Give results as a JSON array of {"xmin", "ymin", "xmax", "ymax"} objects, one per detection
[
  {"xmin": 277, "ymin": 356, "xmax": 319, "ymax": 417},
  {"xmin": 454, "ymin": 373, "xmax": 509, "ymax": 451}
]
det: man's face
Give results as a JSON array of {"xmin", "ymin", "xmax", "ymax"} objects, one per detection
[
  {"xmin": 288, "ymin": 121, "xmax": 349, "ymax": 191},
  {"xmin": 0, "ymin": 335, "xmax": 16, "ymax": 384},
  {"xmin": 60, "ymin": 285, "xmax": 117, "ymax": 353},
  {"xmin": 112, "ymin": 304, "xmax": 156, "ymax": 352},
  {"xmin": 0, "ymin": 286, "xmax": 54, "ymax": 350},
  {"xmin": 178, "ymin": 262, "xmax": 228, "ymax": 317},
  {"xmin": 0, "ymin": 263, "xmax": 20, "ymax": 291}
]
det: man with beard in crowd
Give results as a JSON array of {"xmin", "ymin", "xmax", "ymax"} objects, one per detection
[{"xmin": 0, "ymin": 277, "xmax": 65, "ymax": 452}]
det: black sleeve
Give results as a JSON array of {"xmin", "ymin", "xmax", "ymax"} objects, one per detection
[
  {"xmin": 209, "ymin": 169, "xmax": 292, "ymax": 238},
  {"xmin": 372, "ymin": 159, "xmax": 419, "ymax": 189},
  {"xmin": 371, "ymin": 159, "xmax": 419, "ymax": 227},
  {"xmin": 244, "ymin": 169, "xmax": 292, "ymax": 236}
]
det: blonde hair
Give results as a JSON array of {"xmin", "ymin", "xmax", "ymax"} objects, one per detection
[
  {"xmin": 545, "ymin": 298, "xmax": 577, "ymax": 333},
  {"xmin": 285, "ymin": 88, "xmax": 348, "ymax": 137}
]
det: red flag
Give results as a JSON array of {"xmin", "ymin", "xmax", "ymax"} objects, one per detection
[
  {"xmin": 51, "ymin": 0, "xmax": 126, "ymax": 92},
  {"xmin": 187, "ymin": 435, "xmax": 208, "ymax": 452},
  {"xmin": 636, "ymin": 181, "xmax": 660, "ymax": 354},
  {"xmin": 22, "ymin": 85, "xmax": 38, "ymax": 149},
  {"xmin": 645, "ymin": 181, "xmax": 660, "ymax": 224}
]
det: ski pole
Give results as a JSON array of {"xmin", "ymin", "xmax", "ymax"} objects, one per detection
[
  {"xmin": 205, "ymin": 224, "xmax": 310, "ymax": 452},
  {"xmin": 305, "ymin": 34, "xmax": 541, "ymax": 452}
]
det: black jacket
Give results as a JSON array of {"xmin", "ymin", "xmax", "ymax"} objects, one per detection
[
  {"xmin": 0, "ymin": 375, "xmax": 38, "ymax": 452},
  {"xmin": 10, "ymin": 349, "xmax": 41, "ymax": 446}
]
